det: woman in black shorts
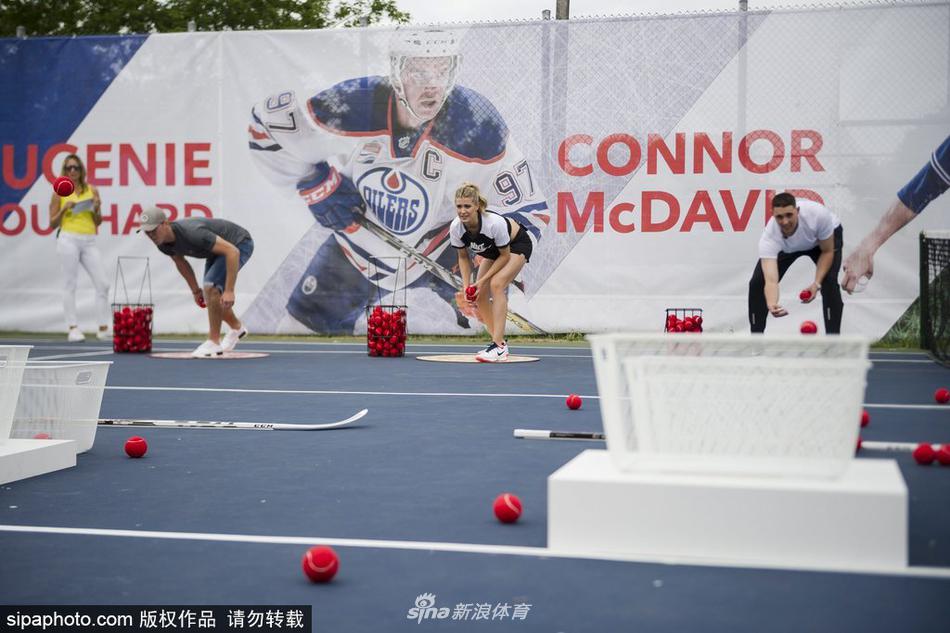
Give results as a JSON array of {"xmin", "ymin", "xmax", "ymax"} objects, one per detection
[{"xmin": 449, "ymin": 182, "xmax": 533, "ymax": 362}]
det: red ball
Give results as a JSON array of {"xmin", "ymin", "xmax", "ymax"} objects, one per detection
[
  {"xmin": 800, "ymin": 320, "xmax": 818, "ymax": 334},
  {"xmin": 493, "ymin": 493, "xmax": 522, "ymax": 524},
  {"xmin": 860, "ymin": 409, "xmax": 870, "ymax": 428},
  {"xmin": 302, "ymin": 545, "xmax": 339, "ymax": 583},
  {"xmin": 33, "ymin": 432, "xmax": 51, "ymax": 440},
  {"xmin": 124, "ymin": 436, "xmax": 147, "ymax": 458},
  {"xmin": 855, "ymin": 436, "xmax": 863, "ymax": 453},
  {"xmin": 53, "ymin": 176, "xmax": 74, "ymax": 197},
  {"xmin": 934, "ymin": 388, "xmax": 950, "ymax": 404},
  {"xmin": 913, "ymin": 443, "xmax": 936, "ymax": 465},
  {"xmin": 937, "ymin": 445, "xmax": 950, "ymax": 467},
  {"xmin": 565, "ymin": 394, "xmax": 582, "ymax": 410},
  {"xmin": 799, "ymin": 289, "xmax": 812, "ymax": 301},
  {"xmin": 465, "ymin": 285, "xmax": 477, "ymax": 300}
]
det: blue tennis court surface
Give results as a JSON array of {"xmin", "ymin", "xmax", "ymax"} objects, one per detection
[{"xmin": 1, "ymin": 337, "xmax": 949, "ymax": 631}]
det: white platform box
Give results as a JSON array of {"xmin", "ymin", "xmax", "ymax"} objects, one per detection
[
  {"xmin": 548, "ymin": 449, "xmax": 908, "ymax": 572},
  {"xmin": 0, "ymin": 439, "xmax": 76, "ymax": 485}
]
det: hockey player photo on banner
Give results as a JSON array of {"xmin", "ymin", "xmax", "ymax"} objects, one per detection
[{"xmin": 243, "ymin": 28, "xmax": 549, "ymax": 335}]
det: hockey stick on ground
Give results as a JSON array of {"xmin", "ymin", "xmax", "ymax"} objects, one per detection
[
  {"xmin": 514, "ymin": 429, "xmax": 606, "ymax": 441},
  {"xmin": 353, "ymin": 215, "xmax": 547, "ymax": 336},
  {"xmin": 98, "ymin": 408, "xmax": 368, "ymax": 431},
  {"xmin": 513, "ymin": 430, "xmax": 943, "ymax": 452}
]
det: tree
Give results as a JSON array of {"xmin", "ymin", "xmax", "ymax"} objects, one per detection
[{"xmin": 0, "ymin": 0, "xmax": 410, "ymax": 37}]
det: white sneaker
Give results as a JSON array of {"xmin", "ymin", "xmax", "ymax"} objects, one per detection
[
  {"xmin": 221, "ymin": 326, "xmax": 248, "ymax": 352},
  {"xmin": 67, "ymin": 328, "xmax": 85, "ymax": 343},
  {"xmin": 96, "ymin": 330, "xmax": 112, "ymax": 342},
  {"xmin": 476, "ymin": 342, "xmax": 509, "ymax": 363},
  {"xmin": 191, "ymin": 339, "xmax": 224, "ymax": 358}
]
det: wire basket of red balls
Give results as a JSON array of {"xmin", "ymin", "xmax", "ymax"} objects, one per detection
[
  {"xmin": 664, "ymin": 308, "xmax": 703, "ymax": 333},
  {"xmin": 112, "ymin": 304, "xmax": 153, "ymax": 353},
  {"xmin": 365, "ymin": 305, "xmax": 407, "ymax": 357}
]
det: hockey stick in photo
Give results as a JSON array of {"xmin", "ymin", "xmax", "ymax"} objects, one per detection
[
  {"xmin": 514, "ymin": 430, "xmax": 943, "ymax": 452},
  {"xmin": 98, "ymin": 408, "xmax": 368, "ymax": 431},
  {"xmin": 353, "ymin": 215, "xmax": 547, "ymax": 336}
]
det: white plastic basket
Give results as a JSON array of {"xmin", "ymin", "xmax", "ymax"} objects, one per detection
[
  {"xmin": 588, "ymin": 333, "xmax": 871, "ymax": 479},
  {"xmin": 0, "ymin": 345, "xmax": 32, "ymax": 444},
  {"xmin": 9, "ymin": 361, "xmax": 112, "ymax": 453}
]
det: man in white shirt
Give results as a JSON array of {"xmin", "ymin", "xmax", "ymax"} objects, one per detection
[{"xmin": 748, "ymin": 192, "xmax": 843, "ymax": 333}]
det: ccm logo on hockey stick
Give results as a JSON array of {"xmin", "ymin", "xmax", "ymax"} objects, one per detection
[{"xmin": 300, "ymin": 168, "xmax": 342, "ymax": 205}]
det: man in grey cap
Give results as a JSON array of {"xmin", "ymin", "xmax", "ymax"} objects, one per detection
[{"xmin": 139, "ymin": 208, "xmax": 254, "ymax": 357}]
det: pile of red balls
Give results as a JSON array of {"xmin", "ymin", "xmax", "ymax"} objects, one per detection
[
  {"xmin": 113, "ymin": 305, "xmax": 153, "ymax": 353},
  {"xmin": 665, "ymin": 312, "xmax": 703, "ymax": 333},
  {"xmin": 366, "ymin": 305, "xmax": 406, "ymax": 357}
]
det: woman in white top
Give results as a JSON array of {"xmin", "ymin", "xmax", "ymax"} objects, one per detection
[
  {"xmin": 49, "ymin": 154, "xmax": 110, "ymax": 342},
  {"xmin": 450, "ymin": 182, "xmax": 533, "ymax": 362}
]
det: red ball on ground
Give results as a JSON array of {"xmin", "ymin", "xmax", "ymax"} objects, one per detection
[
  {"xmin": 800, "ymin": 320, "xmax": 818, "ymax": 334},
  {"xmin": 124, "ymin": 436, "xmax": 148, "ymax": 458},
  {"xmin": 565, "ymin": 394, "xmax": 582, "ymax": 410},
  {"xmin": 934, "ymin": 388, "xmax": 950, "ymax": 404},
  {"xmin": 302, "ymin": 545, "xmax": 339, "ymax": 583},
  {"xmin": 937, "ymin": 445, "xmax": 950, "ymax": 467},
  {"xmin": 799, "ymin": 289, "xmax": 812, "ymax": 301},
  {"xmin": 493, "ymin": 493, "xmax": 523, "ymax": 524},
  {"xmin": 53, "ymin": 176, "xmax": 74, "ymax": 197},
  {"xmin": 913, "ymin": 443, "xmax": 936, "ymax": 465},
  {"xmin": 33, "ymin": 432, "xmax": 51, "ymax": 439},
  {"xmin": 860, "ymin": 409, "xmax": 870, "ymax": 428},
  {"xmin": 855, "ymin": 436, "xmax": 863, "ymax": 453}
]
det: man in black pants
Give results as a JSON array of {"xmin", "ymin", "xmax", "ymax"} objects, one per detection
[{"xmin": 748, "ymin": 192, "xmax": 843, "ymax": 333}]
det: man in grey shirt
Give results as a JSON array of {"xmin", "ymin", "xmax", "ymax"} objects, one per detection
[{"xmin": 139, "ymin": 208, "xmax": 254, "ymax": 357}]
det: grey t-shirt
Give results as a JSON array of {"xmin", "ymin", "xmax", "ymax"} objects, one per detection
[{"xmin": 157, "ymin": 218, "xmax": 251, "ymax": 259}]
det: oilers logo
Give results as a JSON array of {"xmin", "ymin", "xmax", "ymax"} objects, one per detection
[{"xmin": 357, "ymin": 167, "xmax": 429, "ymax": 236}]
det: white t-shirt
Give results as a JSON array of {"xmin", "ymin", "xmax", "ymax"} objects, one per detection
[
  {"xmin": 449, "ymin": 210, "xmax": 512, "ymax": 259},
  {"xmin": 758, "ymin": 199, "xmax": 840, "ymax": 259}
]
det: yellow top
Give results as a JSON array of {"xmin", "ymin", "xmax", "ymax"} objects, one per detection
[{"xmin": 59, "ymin": 186, "xmax": 98, "ymax": 235}]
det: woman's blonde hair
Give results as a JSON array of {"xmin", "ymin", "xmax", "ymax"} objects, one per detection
[
  {"xmin": 59, "ymin": 154, "xmax": 88, "ymax": 195},
  {"xmin": 454, "ymin": 182, "xmax": 487, "ymax": 212}
]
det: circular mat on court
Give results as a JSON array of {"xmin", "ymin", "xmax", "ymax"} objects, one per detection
[
  {"xmin": 150, "ymin": 351, "xmax": 269, "ymax": 360},
  {"xmin": 416, "ymin": 354, "xmax": 539, "ymax": 363}
]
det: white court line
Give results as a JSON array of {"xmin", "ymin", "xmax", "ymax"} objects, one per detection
[
  {"xmin": 17, "ymin": 345, "xmax": 931, "ymax": 362},
  {"xmin": 101, "ymin": 385, "xmax": 950, "ymax": 410},
  {"xmin": 6, "ymin": 339, "xmax": 934, "ymax": 357},
  {"xmin": 0, "ymin": 524, "xmax": 947, "ymax": 578},
  {"xmin": 104, "ymin": 385, "xmax": 575, "ymax": 399}
]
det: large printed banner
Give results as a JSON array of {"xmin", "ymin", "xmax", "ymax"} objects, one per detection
[{"xmin": 2, "ymin": 3, "xmax": 948, "ymax": 337}]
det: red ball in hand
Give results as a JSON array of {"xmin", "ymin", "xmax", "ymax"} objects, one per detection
[
  {"xmin": 799, "ymin": 289, "xmax": 812, "ymax": 301},
  {"xmin": 465, "ymin": 285, "xmax": 477, "ymax": 300}
]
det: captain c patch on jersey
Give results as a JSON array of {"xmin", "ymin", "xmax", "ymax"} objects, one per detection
[{"xmin": 357, "ymin": 167, "xmax": 430, "ymax": 235}]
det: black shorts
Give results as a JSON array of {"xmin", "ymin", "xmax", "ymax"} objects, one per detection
[{"xmin": 507, "ymin": 228, "xmax": 533, "ymax": 262}]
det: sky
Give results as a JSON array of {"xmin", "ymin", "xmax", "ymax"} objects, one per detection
[{"xmin": 393, "ymin": 0, "xmax": 877, "ymax": 24}]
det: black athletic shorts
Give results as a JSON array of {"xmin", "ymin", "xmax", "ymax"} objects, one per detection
[{"xmin": 507, "ymin": 227, "xmax": 533, "ymax": 262}]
